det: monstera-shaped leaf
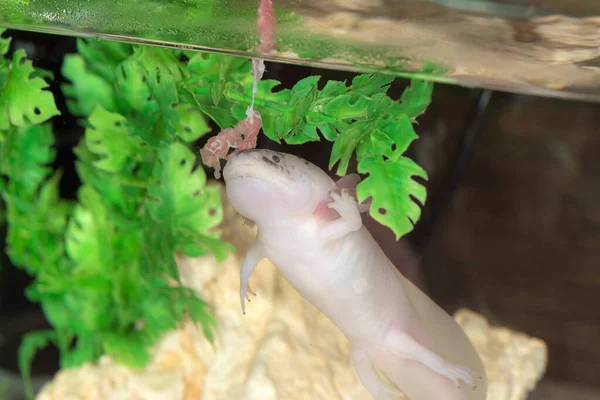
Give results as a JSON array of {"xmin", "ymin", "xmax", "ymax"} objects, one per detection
[
  {"xmin": 356, "ymin": 115, "xmax": 427, "ymax": 239},
  {"xmin": 0, "ymin": 49, "xmax": 60, "ymax": 130},
  {"xmin": 147, "ymin": 142, "xmax": 231, "ymax": 260}
]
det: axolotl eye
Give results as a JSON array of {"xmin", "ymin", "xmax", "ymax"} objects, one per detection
[{"xmin": 261, "ymin": 154, "xmax": 281, "ymax": 167}]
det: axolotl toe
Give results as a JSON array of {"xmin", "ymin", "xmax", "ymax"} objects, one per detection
[{"xmin": 223, "ymin": 149, "xmax": 488, "ymax": 400}]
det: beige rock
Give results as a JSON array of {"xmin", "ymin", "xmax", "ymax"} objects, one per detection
[
  {"xmin": 456, "ymin": 310, "xmax": 548, "ymax": 400},
  {"xmin": 37, "ymin": 184, "xmax": 548, "ymax": 400}
]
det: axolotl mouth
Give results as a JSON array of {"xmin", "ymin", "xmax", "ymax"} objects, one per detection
[
  {"xmin": 222, "ymin": 155, "xmax": 262, "ymax": 182},
  {"xmin": 221, "ymin": 151, "xmax": 251, "ymax": 181}
]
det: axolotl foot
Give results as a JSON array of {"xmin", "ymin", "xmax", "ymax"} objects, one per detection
[
  {"xmin": 238, "ymin": 241, "xmax": 265, "ymax": 315},
  {"xmin": 318, "ymin": 189, "xmax": 363, "ymax": 242},
  {"xmin": 390, "ymin": 332, "xmax": 477, "ymax": 390},
  {"xmin": 240, "ymin": 278, "xmax": 256, "ymax": 315},
  {"xmin": 384, "ymin": 329, "xmax": 481, "ymax": 391},
  {"xmin": 439, "ymin": 362, "xmax": 478, "ymax": 390},
  {"xmin": 327, "ymin": 189, "xmax": 362, "ymax": 229}
]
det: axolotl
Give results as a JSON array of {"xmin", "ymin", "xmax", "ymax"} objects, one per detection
[{"xmin": 223, "ymin": 149, "xmax": 487, "ymax": 400}]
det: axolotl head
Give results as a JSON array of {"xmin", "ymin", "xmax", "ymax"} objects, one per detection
[{"xmin": 223, "ymin": 149, "xmax": 334, "ymax": 225}]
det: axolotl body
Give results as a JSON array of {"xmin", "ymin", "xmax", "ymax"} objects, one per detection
[{"xmin": 223, "ymin": 149, "xmax": 487, "ymax": 400}]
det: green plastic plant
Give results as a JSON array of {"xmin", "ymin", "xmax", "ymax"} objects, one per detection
[
  {"xmin": 199, "ymin": 64, "xmax": 433, "ymax": 239},
  {"xmin": 61, "ymin": 36, "xmax": 432, "ymax": 242},
  {"xmin": 1, "ymin": 27, "xmax": 432, "ymax": 398},
  {"xmin": 0, "ymin": 30, "xmax": 228, "ymax": 399}
]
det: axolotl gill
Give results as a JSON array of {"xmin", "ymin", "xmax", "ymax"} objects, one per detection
[{"xmin": 223, "ymin": 149, "xmax": 488, "ymax": 400}]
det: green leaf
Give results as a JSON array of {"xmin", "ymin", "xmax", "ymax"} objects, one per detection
[
  {"xmin": 178, "ymin": 222, "xmax": 232, "ymax": 261},
  {"xmin": 146, "ymin": 278, "xmax": 217, "ymax": 344},
  {"xmin": 319, "ymin": 80, "xmax": 346, "ymax": 98},
  {"xmin": 102, "ymin": 332, "xmax": 151, "ymax": 368},
  {"xmin": 184, "ymin": 290, "xmax": 217, "ymax": 343},
  {"xmin": 40, "ymin": 292, "xmax": 71, "ymax": 330},
  {"xmin": 178, "ymin": 184, "xmax": 231, "ymax": 261},
  {"xmin": 346, "ymin": 74, "xmax": 395, "ymax": 100},
  {"xmin": 63, "ymin": 276, "xmax": 114, "ymax": 333},
  {"xmin": 61, "ymin": 54, "xmax": 118, "ymax": 117},
  {"xmin": 19, "ymin": 330, "xmax": 56, "ymax": 400},
  {"xmin": 199, "ymin": 104, "xmax": 238, "ymax": 129},
  {"xmin": 1, "ymin": 124, "xmax": 55, "ymax": 199},
  {"xmin": 4, "ymin": 172, "xmax": 70, "ymax": 275},
  {"xmin": 147, "ymin": 142, "xmax": 207, "ymax": 220},
  {"xmin": 147, "ymin": 68, "xmax": 180, "ymax": 136},
  {"xmin": 187, "ymin": 52, "xmax": 252, "ymax": 105},
  {"xmin": 109, "ymin": 232, "xmax": 145, "ymax": 325},
  {"xmin": 84, "ymin": 106, "xmax": 146, "ymax": 173},
  {"xmin": 174, "ymin": 287, "xmax": 217, "ymax": 343},
  {"xmin": 114, "ymin": 57, "xmax": 156, "ymax": 117},
  {"xmin": 0, "ymin": 29, "xmax": 11, "ymax": 56},
  {"xmin": 65, "ymin": 185, "xmax": 114, "ymax": 270},
  {"xmin": 76, "ymin": 38, "xmax": 133, "ymax": 83},
  {"xmin": 140, "ymin": 279, "xmax": 183, "ymax": 338},
  {"xmin": 357, "ymin": 155, "xmax": 427, "ymax": 240},
  {"xmin": 173, "ymin": 103, "xmax": 211, "ymax": 142},
  {"xmin": 318, "ymin": 124, "xmax": 339, "ymax": 141},
  {"xmin": 363, "ymin": 115, "xmax": 419, "ymax": 161},
  {"xmin": 61, "ymin": 187, "xmax": 143, "ymax": 336},
  {"xmin": 0, "ymin": 49, "xmax": 60, "ymax": 130},
  {"xmin": 147, "ymin": 143, "xmax": 230, "ymax": 260},
  {"xmin": 133, "ymin": 45, "xmax": 183, "ymax": 80},
  {"xmin": 227, "ymin": 77, "xmax": 324, "ymax": 143},
  {"xmin": 279, "ymin": 76, "xmax": 321, "ymax": 141},
  {"xmin": 61, "ymin": 333, "xmax": 96, "ymax": 369},
  {"xmin": 187, "ymin": 52, "xmax": 224, "ymax": 81},
  {"xmin": 398, "ymin": 79, "xmax": 434, "ymax": 121},
  {"xmin": 323, "ymin": 94, "xmax": 370, "ymax": 120},
  {"xmin": 74, "ymin": 138, "xmax": 148, "ymax": 220},
  {"xmin": 328, "ymin": 120, "xmax": 370, "ymax": 176}
]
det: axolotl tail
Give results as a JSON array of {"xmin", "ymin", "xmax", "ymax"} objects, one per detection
[
  {"xmin": 351, "ymin": 277, "xmax": 488, "ymax": 400},
  {"xmin": 357, "ymin": 332, "xmax": 486, "ymax": 400}
]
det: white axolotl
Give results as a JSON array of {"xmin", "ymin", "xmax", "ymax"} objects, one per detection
[{"xmin": 223, "ymin": 149, "xmax": 487, "ymax": 400}]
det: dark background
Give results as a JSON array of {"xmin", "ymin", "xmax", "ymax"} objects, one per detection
[{"xmin": 1, "ymin": 29, "xmax": 599, "ymax": 399}]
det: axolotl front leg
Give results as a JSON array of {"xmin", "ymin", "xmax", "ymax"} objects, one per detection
[
  {"xmin": 320, "ymin": 189, "xmax": 363, "ymax": 241},
  {"xmin": 239, "ymin": 241, "xmax": 265, "ymax": 314}
]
